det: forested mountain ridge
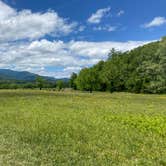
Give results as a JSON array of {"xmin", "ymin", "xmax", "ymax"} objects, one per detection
[
  {"xmin": 0, "ymin": 69, "xmax": 70, "ymax": 89},
  {"xmin": 0, "ymin": 69, "xmax": 55, "ymax": 81},
  {"xmin": 71, "ymin": 37, "xmax": 166, "ymax": 93}
]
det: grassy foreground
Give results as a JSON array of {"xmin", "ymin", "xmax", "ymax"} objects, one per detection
[{"xmin": 0, "ymin": 90, "xmax": 166, "ymax": 165}]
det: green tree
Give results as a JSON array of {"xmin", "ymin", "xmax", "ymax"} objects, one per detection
[
  {"xmin": 36, "ymin": 76, "xmax": 45, "ymax": 90},
  {"xmin": 69, "ymin": 73, "xmax": 77, "ymax": 90},
  {"xmin": 56, "ymin": 80, "xmax": 64, "ymax": 91},
  {"xmin": 76, "ymin": 68, "xmax": 99, "ymax": 93},
  {"xmin": 108, "ymin": 48, "xmax": 123, "ymax": 60}
]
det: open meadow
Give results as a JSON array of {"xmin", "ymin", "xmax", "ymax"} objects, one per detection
[{"xmin": 0, "ymin": 90, "xmax": 166, "ymax": 165}]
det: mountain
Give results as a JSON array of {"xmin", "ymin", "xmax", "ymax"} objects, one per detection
[{"xmin": 0, "ymin": 69, "xmax": 55, "ymax": 82}]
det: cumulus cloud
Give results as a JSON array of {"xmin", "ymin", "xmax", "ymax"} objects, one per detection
[
  {"xmin": 0, "ymin": 39, "xmax": 152, "ymax": 78},
  {"xmin": 87, "ymin": 7, "xmax": 111, "ymax": 24},
  {"xmin": 0, "ymin": 0, "xmax": 77, "ymax": 42},
  {"xmin": 143, "ymin": 17, "xmax": 166, "ymax": 28}
]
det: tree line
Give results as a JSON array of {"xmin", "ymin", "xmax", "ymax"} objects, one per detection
[
  {"xmin": 70, "ymin": 37, "xmax": 166, "ymax": 94},
  {"xmin": 0, "ymin": 77, "xmax": 69, "ymax": 90}
]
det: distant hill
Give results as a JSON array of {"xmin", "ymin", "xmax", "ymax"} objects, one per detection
[{"xmin": 0, "ymin": 69, "xmax": 56, "ymax": 82}]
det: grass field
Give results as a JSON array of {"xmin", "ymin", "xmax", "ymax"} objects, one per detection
[{"xmin": 0, "ymin": 90, "xmax": 166, "ymax": 165}]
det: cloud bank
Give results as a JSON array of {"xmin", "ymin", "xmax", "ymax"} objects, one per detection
[
  {"xmin": 0, "ymin": 1, "xmax": 153, "ymax": 78},
  {"xmin": 0, "ymin": 39, "xmax": 152, "ymax": 78}
]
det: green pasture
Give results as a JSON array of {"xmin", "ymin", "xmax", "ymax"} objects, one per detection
[{"xmin": 0, "ymin": 90, "xmax": 166, "ymax": 165}]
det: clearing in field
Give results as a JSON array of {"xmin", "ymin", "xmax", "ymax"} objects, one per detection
[{"xmin": 0, "ymin": 90, "xmax": 166, "ymax": 165}]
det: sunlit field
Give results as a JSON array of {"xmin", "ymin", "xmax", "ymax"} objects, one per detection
[{"xmin": 0, "ymin": 90, "xmax": 166, "ymax": 165}]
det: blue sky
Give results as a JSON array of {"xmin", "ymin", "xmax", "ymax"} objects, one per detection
[{"xmin": 0, "ymin": 0, "xmax": 166, "ymax": 77}]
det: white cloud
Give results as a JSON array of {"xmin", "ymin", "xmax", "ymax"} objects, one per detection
[
  {"xmin": 87, "ymin": 7, "xmax": 111, "ymax": 24},
  {"xmin": 67, "ymin": 40, "xmax": 152, "ymax": 58},
  {"xmin": 0, "ymin": 1, "xmax": 155, "ymax": 78},
  {"xmin": 0, "ymin": 1, "xmax": 77, "ymax": 42},
  {"xmin": 0, "ymin": 39, "xmax": 152, "ymax": 78},
  {"xmin": 0, "ymin": 0, "xmax": 15, "ymax": 20},
  {"xmin": 117, "ymin": 10, "xmax": 125, "ymax": 17},
  {"xmin": 93, "ymin": 25, "xmax": 117, "ymax": 32},
  {"xmin": 143, "ymin": 17, "xmax": 166, "ymax": 28}
]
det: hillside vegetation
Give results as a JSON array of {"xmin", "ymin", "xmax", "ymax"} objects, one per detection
[
  {"xmin": 0, "ymin": 69, "xmax": 69, "ymax": 90},
  {"xmin": 71, "ymin": 37, "xmax": 166, "ymax": 93}
]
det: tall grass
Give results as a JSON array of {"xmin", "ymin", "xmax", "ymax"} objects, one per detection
[{"xmin": 0, "ymin": 90, "xmax": 166, "ymax": 165}]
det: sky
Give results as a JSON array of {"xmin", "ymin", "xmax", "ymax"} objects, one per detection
[{"xmin": 0, "ymin": 0, "xmax": 166, "ymax": 78}]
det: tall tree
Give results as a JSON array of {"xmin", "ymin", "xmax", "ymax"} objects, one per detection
[
  {"xmin": 76, "ymin": 68, "xmax": 99, "ymax": 93},
  {"xmin": 69, "ymin": 73, "xmax": 77, "ymax": 90},
  {"xmin": 56, "ymin": 80, "xmax": 64, "ymax": 91},
  {"xmin": 36, "ymin": 76, "xmax": 45, "ymax": 90}
]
